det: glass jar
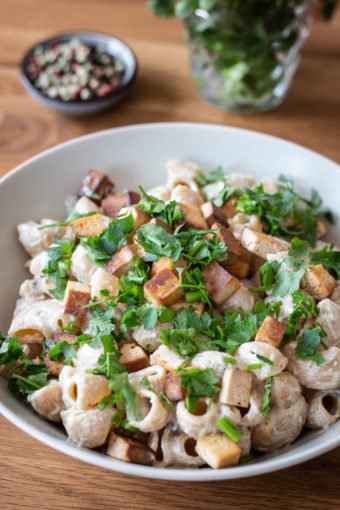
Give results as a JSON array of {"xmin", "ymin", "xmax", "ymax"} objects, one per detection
[{"xmin": 185, "ymin": 1, "xmax": 314, "ymax": 113}]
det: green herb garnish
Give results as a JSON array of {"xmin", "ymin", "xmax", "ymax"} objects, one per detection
[{"xmin": 217, "ymin": 416, "xmax": 242, "ymax": 442}]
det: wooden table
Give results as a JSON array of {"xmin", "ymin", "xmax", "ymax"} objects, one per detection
[{"xmin": 1, "ymin": 1, "xmax": 340, "ymax": 508}]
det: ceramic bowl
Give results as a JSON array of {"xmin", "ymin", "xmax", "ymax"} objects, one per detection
[{"xmin": 0, "ymin": 123, "xmax": 339, "ymax": 481}]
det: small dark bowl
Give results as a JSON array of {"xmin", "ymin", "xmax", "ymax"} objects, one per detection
[{"xmin": 20, "ymin": 31, "xmax": 137, "ymax": 116}]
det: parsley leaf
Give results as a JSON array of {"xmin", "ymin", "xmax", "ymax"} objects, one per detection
[
  {"xmin": 135, "ymin": 223, "xmax": 182, "ymax": 262},
  {"xmin": 48, "ymin": 341, "xmax": 77, "ymax": 365},
  {"xmin": 196, "ymin": 166, "xmax": 225, "ymax": 188},
  {"xmin": 118, "ymin": 257, "xmax": 150, "ymax": 307},
  {"xmin": 215, "ymin": 311, "xmax": 258, "ymax": 354},
  {"xmin": 160, "ymin": 327, "xmax": 216, "ymax": 358},
  {"xmin": 137, "ymin": 186, "xmax": 184, "ymax": 227},
  {"xmin": 286, "ymin": 290, "xmax": 318, "ymax": 336},
  {"xmin": 42, "ymin": 235, "xmax": 75, "ymax": 299},
  {"xmin": 121, "ymin": 303, "xmax": 174, "ymax": 332},
  {"xmin": 260, "ymin": 376, "xmax": 272, "ymax": 417},
  {"xmin": 311, "ymin": 244, "xmax": 340, "ymax": 279},
  {"xmin": 253, "ymin": 299, "xmax": 282, "ymax": 324},
  {"xmin": 0, "ymin": 335, "xmax": 23, "ymax": 366},
  {"xmin": 179, "ymin": 267, "xmax": 213, "ymax": 309},
  {"xmin": 212, "ymin": 183, "xmax": 239, "ymax": 207},
  {"xmin": 81, "ymin": 212, "xmax": 134, "ymax": 265},
  {"xmin": 295, "ymin": 323, "xmax": 326, "ymax": 365},
  {"xmin": 8, "ymin": 358, "xmax": 48, "ymax": 396},
  {"xmin": 176, "ymin": 228, "xmax": 227, "ymax": 266},
  {"xmin": 178, "ymin": 367, "xmax": 220, "ymax": 413}
]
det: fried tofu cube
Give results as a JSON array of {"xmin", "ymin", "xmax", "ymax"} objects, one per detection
[
  {"xmin": 106, "ymin": 246, "xmax": 135, "ymax": 277},
  {"xmin": 301, "ymin": 264, "xmax": 337, "ymax": 300},
  {"xmin": 171, "ymin": 184, "xmax": 203, "ymax": 208},
  {"xmin": 220, "ymin": 199, "xmax": 237, "ymax": 219},
  {"xmin": 119, "ymin": 343, "xmax": 150, "ymax": 373},
  {"xmin": 144, "ymin": 268, "xmax": 183, "ymax": 306},
  {"xmin": 131, "ymin": 207, "xmax": 151, "ymax": 232},
  {"xmin": 249, "ymin": 254, "xmax": 265, "ymax": 275},
  {"xmin": 107, "ymin": 432, "xmax": 154, "ymax": 465},
  {"xmin": 68, "ymin": 213, "xmax": 105, "ymax": 238},
  {"xmin": 101, "ymin": 190, "xmax": 140, "ymax": 218},
  {"xmin": 219, "ymin": 368, "xmax": 253, "ymax": 407},
  {"xmin": 43, "ymin": 356, "xmax": 63, "ymax": 377},
  {"xmin": 241, "ymin": 227, "xmax": 289, "ymax": 259},
  {"xmin": 151, "ymin": 257, "xmax": 175, "ymax": 278},
  {"xmin": 64, "ymin": 281, "xmax": 91, "ymax": 317},
  {"xmin": 203, "ymin": 261, "xmax": 240, "ymax": 305},
  {"xmin": 213, "ymin": 222, "xmax": 241, "ymax": 265},
  {"xmin": 150, "ymin": 344, "xmax": 185, "ymax": 371},
  {"xmin": 178, "ymin": 202, "xmax": 208, "ymax": 231},
  {"xmin": 225, "ymin": 259, "xmax": 250, "ymax": 279},
  {"xmin": 164, "ymin": 373, "xmax": 185, "ymax": 401},
  {"xmin": 201, "ymin": 202, "xmax": 227, "ymax": 228},
  {"xmin": 195, "ymin": 434, "xmax": 241, "ymax": 469},
  {"xmin": 255, "ymin": 316, "xmax": 286, "ymax": 347},
  {"xmin": 91, "ymin": 268, "xmax": 119, "ymax": 299},
  {"xmin": 171, "ymin": 301, "xmax": 205, "ymax": 317},
  {"xmin": 150, "ymin": 217, "xmax": 172, "ymax": 233},
  {"xmin": 78, "ymin": 170, "xmax": 114, "ymax": 204}
]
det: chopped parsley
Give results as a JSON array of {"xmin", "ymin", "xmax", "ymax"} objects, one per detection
[
  {"xmin": 217, "ymin": 416, "xmax": 242, "ymax": 442},
  {"xmin": 179, "ymin": 267, "xmax": 213, "ymax": 309},
  {"xmin": 42, "ymin": 234, "xmax": 75, "ymax": 299},
  {"xmin": 176, "ymin": 227, "xmax": 227, "ymax": 266},
  {"xmin": 118, "ymin": 257, "xmax": 150, "ymax": 307},
  {"xmin": 212, "ymin": 183, "xmax": 240, "ymax": 207},
  {"xmin": 160, "ymin": 327, "xmax": 216, "ymax": 358},
  {"xmin": 196, "ymin": 166, "xmax": 225, "ymax": 188},
  {"xmin": 286, "ymin": 290, "xmax": 318, "ymax": 336},
  {"xmin": 137, "ymin": 186, "xmax": 184, "ymax": 227},
  {"xmin": 253, "ymin": 353, "xmax": 274, "ymax": 366},
  {"xmin": 311, "ymin": 244, "xmax": 340, "ymax": 279},
  {"xmin": 121, "ymin": 303, "xmax": 174, "ymax": 331},
  {"xmin": 214, "ymin": 311, "xmax": 258, "ymax": 354},
  {"xmin": 295, "ymin": 323, "xmax": 326, "ymax": 366},
  {"xmin": 177, "ymin": 367, "xmax": 220, "ymax": 413},
  {"xmin": 81, "ymin": 212, "xmax": 134, "ymax": 265},
  {"xmin": 0, "ymin": 335, "xmax": 23, "ymax": 366},
  {"xmin": 135, "ymin": 223, "xmax": 182, "ymax": 262},
  {"xmin": 260, "ymin": 376, "xmax": 272, "ymax": 417}
]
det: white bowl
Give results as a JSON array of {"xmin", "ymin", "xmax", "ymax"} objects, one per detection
[{"xmin": 0, "ymin": 122, "xmax": 339, "ymax": 481}]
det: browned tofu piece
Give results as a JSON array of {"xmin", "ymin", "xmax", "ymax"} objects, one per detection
[
  {"xmin": 150, "ymin": 217, "xmax": 172, "ymax": 233},
  {"xmin": 203, "ymin": 261, "xmax": 240, "ymax": 305},
  {"xmin": 131, "ymin": 207, "xmax": 151, "ymax": 232},
  {"xmin": 78, "ymin": 170, "xmax": 114, "ymax": 204},
  {"xmin": 219, "ymin": 368, "xmax": 253, "ymax": 407},
  {"xmin": 119, "ymin": 343, "xmax": 149, "ymax": 373},
  {"xmin": 53, "ymin": 332, "xmax": 78, "ymax": 344},
  {"xmin": 201, "ymin": 202, "xmax": 228, "ymax": 228},
  {"xmin": 171, "ymin": 301, "xmax": 205, "ymax": 317},
  {"xmin": 64, "ymin": 281, "xmax": 91, "ymax": 317},
  {"xmin": 195, "ymin": 434, "xmax": 241, "ymax": 469},
  {"xmin": 212, "ymin": 222, "xmax": 241, "ymax": 265},
  {"xmin": 101, "ymin": 190, "xmax": 140, "ymax": 218},
  {"xmin": 151, "ymin": 256, "xmax": 175, "ymax": 278},
  {"xmin": 144, "ymin": 268, "xmax": 183, "ymax": 306},
  {"xmin": 317, "ymin": 219, "xmax": 327, "ymax": 239},
  {"xmin": 107, "ymin": 432, "xmax": 154, "ymax": 465},
  {"xmin": 301, "ymin": 264, "xmax": 337, "ymax": 301},
  {"xmin": 106, "ymin": 245, "xmax": 136, "ymax": 277},
  {"xmin": 178, "ymin": 202, "xmax": 208, "ymax": 231},
  {"xmin": 164, "ymin": 373, "xmax": 185, "ymax": 401},
  {"xmin": 255, "ymin": 316, "xmax": 286, "ymax": 347},
  {"xmin": 249, "ymin": 254, "xmax": 265, "ymax": 276},
  {"xmin": 220, "ymin": 198, "xmax": 237, "ymax": 219},
  {"xmin": 43, "ymin": 356, "xmax": 63, "ymax": 377},
  {"xmin": 68, "ymin": 213, "xmax": 105, "ymax": 238},
  {"xmin": 225, "ymin": 259, "xmax": 250, "ymax": 279}
]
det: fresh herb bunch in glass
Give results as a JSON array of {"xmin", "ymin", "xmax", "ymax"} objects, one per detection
[{"xmin": 148, "ymin": 0, "xmax": 337, "ymax": 113}]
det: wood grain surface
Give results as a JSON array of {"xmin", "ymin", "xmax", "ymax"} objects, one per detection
[{"xmin": 0, "ymin": 1, "xmax": 340, "ymax": 509}]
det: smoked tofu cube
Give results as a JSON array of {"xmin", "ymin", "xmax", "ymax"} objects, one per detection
[
  {"xmin": 64, "ymin": 281, "xmax": 91, "ymax": 317},
  {"xmin": 68, "ymin": 213, "xmax": 105, "ymax": 239},
  {"xmin": 131, "ymin": 207, "xmax": 151, "ymax": 232},
  {"xmin": 195, "ymin": 434, "xmax": 241, "ymax": 469},
  {"xmin": 150, "ymin": 344, "xmax": 185, "ymax": 371},
  {"xmin": 178, "ymin": 202, "xmax": 208, "ymax": 231},
  {"xmin": 144, "ymin": 268, "xmax": 183, "ymax": 306},
  {"xmin": 107, "ymin": 432, "xmax": 154, "ymax": 465},
  {"xmin": 171, "ymin": 184, "xmax": 203, "ymax": 208},
  {"xmin": 255, "ymin": 316, "xmax": 286, "ymax": 347},
  {"xmin": 224, "ymin": 259, "xmax": 250, "ymax": 279},
  {"xmin": 220, "ymin": 199, "xmax": 237, "ymax": 219},
  {"xmin": 213, "ymin": 222, "xmax": 241, "ymax": 265},
  {"xmin": 219, "ymin": 368, "xmax": 253, "ymax": 407},
  {"xmin": 301, "ymin": 264, "xmax": 337, "ymax": 301},
  {"xmin": 201, "ymin": 202, "xmax": 227, "ymax": 228},
  {"xmin": 171, "ymin": 301, "xmax": 205, "ymax": 317},
  {"xmin": 150, "ymin": 217, "xmax": 172, "ymax": 233},
  {"xmin": 241, "ymin": 227, "xmax": 289, "ymax": 259},
  {"xmin": 101, "ymin": 191, "xmax": 140, "ymax": 218},
  {"xmin": 78, "ymin": 170, "xmax": 114, "ymax": 204},
  {"xmin": 164, "ymin": 373, "xmax": 185, "ymax": 401},
  {"xmin": 249, "ymin": 254, "xmax": 265, "ymax": 276},
  {"xmin": 203, "ymin": 261, "xmax": 240, "ymax": 305},
  {"xmin": 119, "ymin": 343, "xmax": 150, "ymax": 373},
  {"xmin": 151, "ymin": 257, "xmax": 175, "ymax": 278},
  {"xmin": 106, "ymin": 246, "xmax": 136, "ymax": 277}
]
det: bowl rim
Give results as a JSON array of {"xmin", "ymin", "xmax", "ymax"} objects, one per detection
[
  {"xmin": 19, "ymin": 30, "xmax": 138, "ymax": 105},
  {"xmin": 1, "ymin": 122, "xmax": 340, "ymax": 481}
]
